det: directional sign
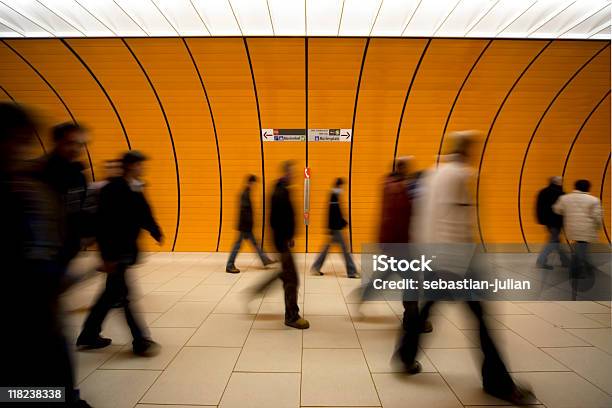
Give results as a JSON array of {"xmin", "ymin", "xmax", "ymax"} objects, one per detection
[
  {"xmin": 262, "ymin": 128, "xmax": 305, "ymax": 142},
  {"xmin": 308, "ymin": 128, "xmax": 352, "ymax": 142}
]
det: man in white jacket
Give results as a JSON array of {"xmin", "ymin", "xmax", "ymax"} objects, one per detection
[{"xmin": 553, "ymin": 179, "xmax": 602, "ymax": 281}]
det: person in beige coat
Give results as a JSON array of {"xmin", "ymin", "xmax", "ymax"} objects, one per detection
[{"xmin": 553, "ymin": 179, "xmax": 602, "ymax": 280}]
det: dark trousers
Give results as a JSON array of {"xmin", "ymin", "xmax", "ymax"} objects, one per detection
[
  {"xmin": 254, "ymin": 248, "xmax": 300, "ymax": 323},
  {"xmin": 398, "ymin": 301, "xmax": 515, "ymax": 395},
  {"xmin": 227, "ymin": 231, "xmax": 270, "ymax": 267},
  {"xmin": 537, "ymin": 226, "xmax": 569, "ymax": 266},
  {"xmin": 312, "ymin": 229, "xmax": 357, "ymax": 276},
  {"xmin": 80, "ymin": 263, "xmax": 145, "ymax": 342}
]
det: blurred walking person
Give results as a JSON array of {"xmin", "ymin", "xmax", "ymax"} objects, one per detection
[
  {"xmin": 226, "ymin": 174, "xmax": 274, "ymax": 273},
  {"xmin": 553, "ymin": 179, "xmax": 602, "ymax": 296},
  {"xmin": 0, "ymin": 103, "xmax": 91, "ymax": 407},
  {"xmin": 397, "ymin": 131, "xmax": 534, "ymax": 404},
  {"xmin": 77, "ymin": 151, "xmax": 163, "ymax": 356},
  {"xmin": 253, "ymin": 161, "xmax": 309, "ymax": 329},
  {"xmin": 536, "ymin": 176, "xmax": 569, "ymax": 269},
  {"xmin": 311, "ymin": 177, "xmax": 358, "ymax": 278},
  {"xmin": 39, "ymin": 123, "xmax": 89, "ymax": 270}
]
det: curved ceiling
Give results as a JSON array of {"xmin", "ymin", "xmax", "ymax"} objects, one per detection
[{"xmin": 0, "ymin": 0, "xmax": 609, "ymax": 39}]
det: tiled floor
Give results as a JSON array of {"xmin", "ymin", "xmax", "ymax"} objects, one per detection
[{"xmin": 62, "ymin": 251, "xmax": 612, "ymax": 408}]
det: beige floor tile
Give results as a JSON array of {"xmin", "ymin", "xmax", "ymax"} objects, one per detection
[
  {"xmin": 303, "ymin": 315, "xmax": 360, "ymax": 348},
  {"xmin": 356, "ymin": 330, "xmax": 436, "ymax": 373},
  {"xmin": 252, "ymin": 301, "xmax": 305, "ymax": 329},
  {"xmin": 304, "ymin": 292, "xmax": 349, "ymax": 316},
  {"xmin": 219, "ymin": 372, "xmax": 300, "ymax": 408},
  {"xmin": 203, "ymin": 271, "xmax": 242, "ymax": 285},
  {"xmin": 214, "ymin": 292, "xmax": 263, "ymax": 314},
  {"xmin": 482, "ymin": 301, "xmax": 531, "ymax": 315},
  {"xmin": 566, "ymin": 328, "xmax": 612, "ymax": 354},
  {"xmin": 138, "ymin": 405, "xmax": 215, "ymax": 408},
  {"xmin": 187, "ymin": 313, "xmax": 255, "ymax": 347},
  {"xmin": 520, "ymin": 302, "xmax": 604, "ymax": 328},
  {"xmin": 373, "ymin": 373, "xmax": 462, "ymax": 408},
  {"xmin": 79, "ymin": 369, "xmax": 160, "ymax": 408},
  {"xmin": 236, "ymin": 329, "xmax": 302, "ymax": 372},
  {"xmin": 420, "ymin": 316, "xmax": 477, "ymax": 349},
  {"xmin": 514, "ymin": 371, "xmax": 612, "ymax": 408},
  {"xmin": 304, "ymin": 277, "xmax": 342, "ymax": 294},
  {"xmin": 462, "ymin": 329, "xmax": 569, "ymax": 372},
  {"xmin": 543, "ymin": 347, "xmax": 612, "ymax": 394},
  {"xmin": 301, "ymin": 348, "xmax": 380, "ymax": 406},
  {"xmin": 132, "ymin": 292, "xmax": 184, "ymax": 313},
  {"xmin": 182, "ymin": 284, "xmax": 231, "ymax": 302},
  {"xmin": 142, "ymin": 347, "xmax": 240, "ymax": 405},
  {"xmin": 555, "ymin": 301, "xmax": 611, "ymax": 314},
  {"xmin": 155, "ymin": 277, "xmax": 205, "ymax": 292},
  {"xmin": 425, "ymin": 348, "xmax": 520, "ymax": 406},
  {"xmin": 151, "ymin": 301, "xmax": 216, "ymax": 327},
  {"xmin": 101, "ymin": 327, "xmax": 194, "ymax": 370},
  {"xmin": 585, "ymin": 313, "xmax": 612, "ymax": 327},
  {"xmin": 436, "ymin": 303, "xmax": 506, "ymax": 330},
  {"xmin": 74, "ymin": 345, "xmax": 122, "ymax": 384},
  {"xmin": 496, "ymin": 315, "xmax": 590, "ymax": 347},
  {"xmin": 348, "ymin": 303, "xmax": 401, "ymax": 330}
]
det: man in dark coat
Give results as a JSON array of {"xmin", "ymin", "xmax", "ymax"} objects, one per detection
[
  {"xmin": 536, "ymin": 176, "xmax": 569, "ymax": 269},
  {"xmin": 226, "ymin": 174, "xmax": 273, "ymax": 273},
  {"xmin": 0, "ymin": 104, "xmax": 91, "ymax": 407},
  {"xmin": 77, "ymin": 150, "xmax": 163, "ymax": 356},
  {"xmin": 254, "ymin": 161, "xmax": 309, "ymax": 329},
  {"xmin": 39, "ymin": 122, "xmax": 89, "ymax": 270},
  {"xmin": 311, "ymin": 177, "xmax": 358, "ymax": 277}
]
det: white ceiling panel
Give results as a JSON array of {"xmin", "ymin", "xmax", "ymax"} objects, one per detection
[
  {"xmin": 370, "ymin": 0, "xmax": 420, "ymax": 36},
  {"xmin": 0, "ymin": 0, "xmax": 607, "ymax": 39},
  {"xmin": 268, "ymin": 0, "xmax": 305, "ymax": 36},
  {"xmin": 338, "ymin": 0, "xmax": 381, "ymax": 36},
  {"xmin": 307, "ymin": 0, "xmax": 343, "ymax": 36},
  {"xmin": 192, "ymin": 0, "xmax": 240, "ymax": 35}
]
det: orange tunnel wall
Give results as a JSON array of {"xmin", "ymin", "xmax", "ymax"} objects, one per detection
[{"xmin": 0, "ymin": 38, "xmax": 609, "ymax": 253}]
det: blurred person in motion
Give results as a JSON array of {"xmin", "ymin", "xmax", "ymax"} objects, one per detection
[
  {"xmin": 39, "ymin": 123, "xmax": 89, "ymax": 272},
  {"xmin": 361, "ymin": 156, "xmax": 432, "ymax": 357},
  {"xmin": 397, "ymin": 131, "xmax": 534, "ymax": 404},
  {"xmin": 253, "ymin": 161, "xmax": 309, "ymax": 329},
  {"xmin": 77, "ymin": 150, "xmax": 163, "ymax": 356},
  {"xmin": 535, "ymin": 176, "xmax": 569, "ymax": 269},
  {"xmin": 553, "ymin": 179, "xmax": 602, "ymax": 294},
  {"xmin": 0, "ymin": 103, "xmax": 91, "ymax": 407},
  {"xmin": 226, "ymin": 174, "xmax": 274, "ymax": 273},
  {"xmin": 311, "ymin": 177, "xmax": 358, "ymax": 278}
]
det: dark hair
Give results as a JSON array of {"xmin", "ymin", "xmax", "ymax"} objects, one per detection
[
  {"xmin": 247, "ymin": 174, "xmax": 257, "ymax": 183},
  {"xmin": 281, "ymin": 160, "xmax": 295, "ymax": 174},
  {"xmin": 121, "ymin": 150, "xmax": 147, "ymax": 168},
  {"xmin": 52, "ymin": 122, "xmax": 85, "ymax": 143},
  {"xmin": 0, "ymin": 102, "xmax": 37, "ymax": 144},
  {"xmin": 335, "ymin": 177, "xmax": 344, "ymax": 187},
  {"xmin": 575, "ymin": 179, "xmax": 591, "ymax": 192}
]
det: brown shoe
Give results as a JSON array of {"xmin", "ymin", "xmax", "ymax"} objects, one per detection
[
  {"xmin": 285, "ymin": 317, "xmax": 310, "ymax": 329},
  {"xmin": 226, "ymin": 266, "xmax": 240, "ymax": 274}
]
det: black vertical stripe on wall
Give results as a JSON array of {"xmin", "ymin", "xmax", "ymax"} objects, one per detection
[
  {"xmin": 61, "ymin": 39, "xmax": 131, "ymax": 150},
  {"xmin": 600, "ymin": 155, "xmax": 611, "ymax": 243},
  {"xmin": 518, "ymin": 43, "xmax": 610, "ymax": 252},
  {"xmin": 243, "ymin": 38, "xmax": 266, "ymax": 249},
  {"xmin": 562, "ymin": 90, "xmax": 610, "ymax": 178},
  {"xmin": 0, "ymin": 84, "xmax": 46, "ymax": 153},
  {"xmin": 476, "ymin": 41, "xmax": 552, "ymax": 251},
  {"xmin": 348, "ymin": 38, "xmax": 370, "ymax": 253},
  {"xmin": 436, "ymin": 39, "xmax": 492, "ymax": 166},
  {"xmin": 182, "ymin": 38, "xmax": 224, "ymax": 252},
  {"xmin": 122, "ymin": 39, "xmax": 182, "ymax": 252},
  {"xmin": 392, "ymin": 38, "xmax": 431, "ymax": 170},
  {"xmin": 2, "ymin": 39, "xmax": 96, "ymax": 181},
  {"xmin": 305, "ymin": 37, "xmax": 309, "ymax": 253}
]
